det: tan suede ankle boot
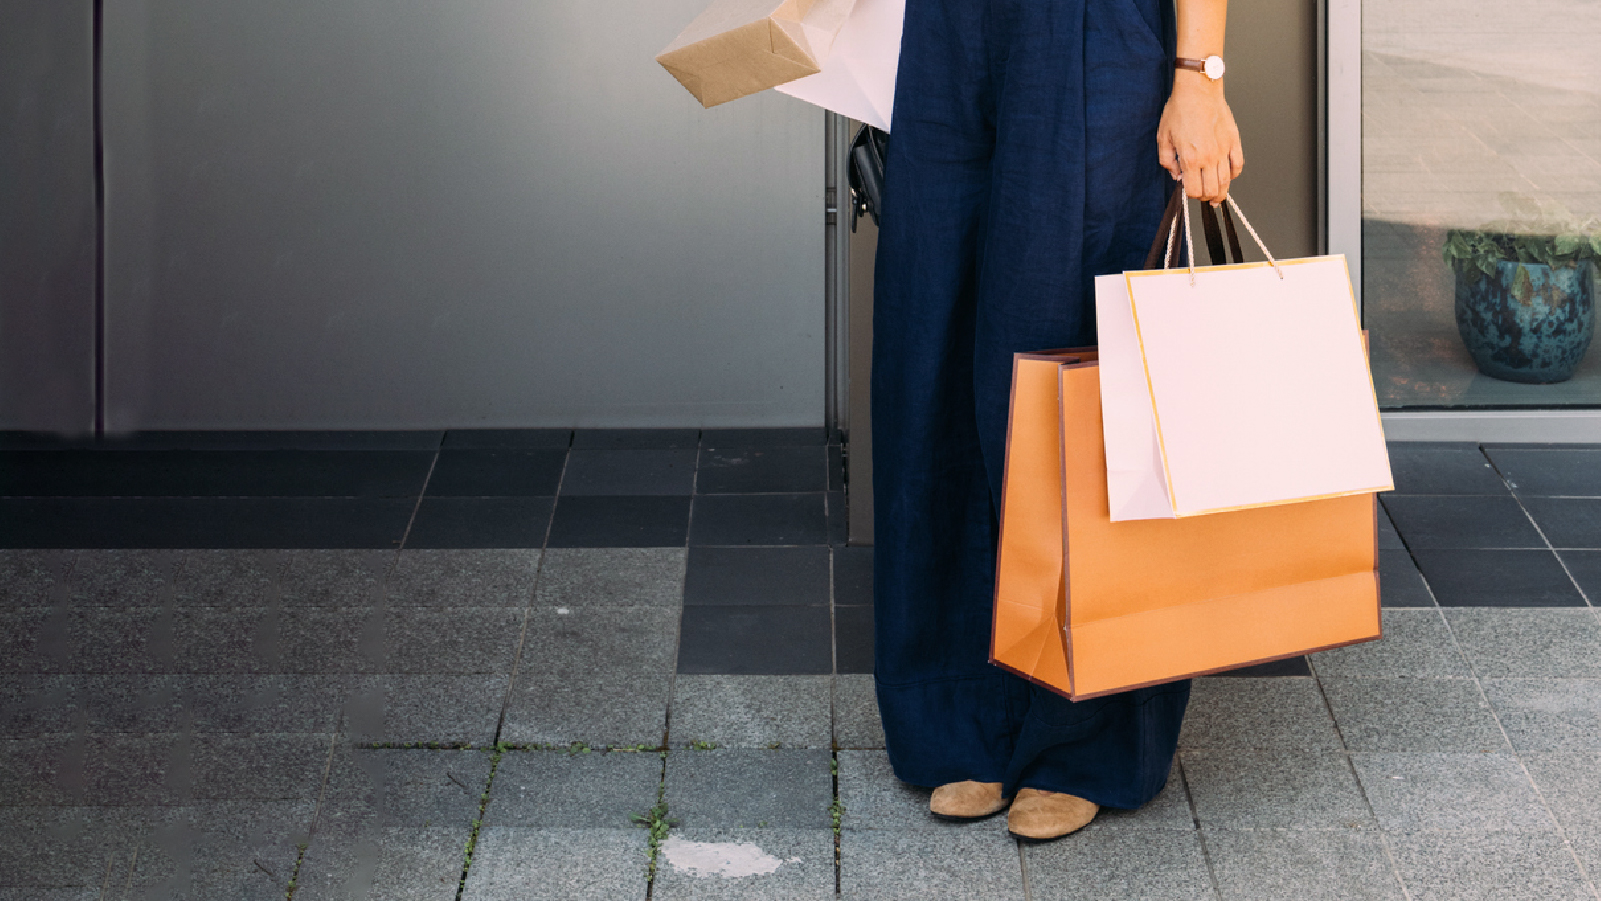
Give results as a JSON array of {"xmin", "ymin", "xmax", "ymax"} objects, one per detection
[
  {"xmin": 929, "ymin": 781, "xmax": 1010, "ymax": 820},
  {"xmin": 1006, "ymin": 788, "xmax": 1098, "ymax": 841}
]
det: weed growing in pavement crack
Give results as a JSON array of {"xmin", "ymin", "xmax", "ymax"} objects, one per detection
[
  {"xmin": 283, "ymin": 841, "xmax": 309, "ymax": 899},
  {"xmin": 454, "ymin": 742, "xmax": 507, "ymax": 900},
  {"xmin": 633, "ymin": 751, "xmax": 678, "ymax": 882},
  {"xmin": 829, "ymin": 799, "xmax": 844, "ymax": 835},
  {"xmin": 688, "ymin": 740, "xmax": 718, "ymax": 751}
]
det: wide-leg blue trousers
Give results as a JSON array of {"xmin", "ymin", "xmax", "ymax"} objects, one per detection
[{"xmin": 870, "ymin": 0, "xmax": 1190, "ymax": 809}]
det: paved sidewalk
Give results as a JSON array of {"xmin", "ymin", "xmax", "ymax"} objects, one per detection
[{"xmin": 2, "ymin": 432, "xmax": 1599, "ymax": 899}]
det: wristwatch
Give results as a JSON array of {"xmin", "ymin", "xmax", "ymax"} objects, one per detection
[{"xmin": 1175, "ymin": 55, "xmax": 1226, "ymax": 81}]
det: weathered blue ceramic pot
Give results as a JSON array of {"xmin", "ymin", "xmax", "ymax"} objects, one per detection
[{"xmin": 1454, "ymin": 260, "xmax": 1595, "ymax": 384}]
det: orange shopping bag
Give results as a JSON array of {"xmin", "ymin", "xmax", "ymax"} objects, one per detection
[{"xmin": 989, "ymin": 348, "xmax": 1380, "ymax": 700}]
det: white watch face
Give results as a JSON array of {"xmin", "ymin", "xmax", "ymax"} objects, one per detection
[{"xmin": 1204, "ymin": 56, "xmax": 1225, "ymax": 80}]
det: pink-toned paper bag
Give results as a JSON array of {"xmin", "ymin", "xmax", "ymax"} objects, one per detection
[
  {"xmin": 1097, "ymin": 196, "xmax": 1393, "ymax": 521},
  {"xmin": 774, "ymin": 0, "xmax": 904, "ymax": 130}
]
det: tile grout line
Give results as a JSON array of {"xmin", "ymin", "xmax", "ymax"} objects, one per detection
[
  {"xmin": 1174, "ymin": 755, "xmax": 1225, "ymax": 900},
  {"xmin": 1305, "ymin": 650, "xmax": 1416, "ymax": 900},
  {"xmin": 1433, "ymin": 588, "xmax": 1601, "ymax": 900},
  {"xmin": 1478, "ymin": 444, "xmax": 1596, "ymax": 609}
]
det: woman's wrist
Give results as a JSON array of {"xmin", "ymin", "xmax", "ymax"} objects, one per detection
[{"xmin": 1171, "ymin": 68, "xmax": 1223, "ymax": 95}]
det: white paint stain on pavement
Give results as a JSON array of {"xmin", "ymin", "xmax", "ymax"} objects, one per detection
[{"xmin": 659, "ymin": 838, "xmax": 799, "ymax": 878}]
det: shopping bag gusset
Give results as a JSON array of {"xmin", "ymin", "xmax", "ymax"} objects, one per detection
[
  {"xmin": 775, "ymin": 0, "xmax": 904, "ymax": 130},
  {"xmin": 657, "ymin": 0, "xmax": 858, "ymax": 109}
]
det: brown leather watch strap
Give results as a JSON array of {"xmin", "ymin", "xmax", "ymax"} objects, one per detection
[{"xmin": 1174, "ymin": 57, "xmax": 1209, "ymax": 73}]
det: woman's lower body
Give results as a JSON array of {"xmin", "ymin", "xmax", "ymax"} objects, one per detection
[{"xmin": 871, "ymin": 0, "xmax": 1189, "ymax": 812}]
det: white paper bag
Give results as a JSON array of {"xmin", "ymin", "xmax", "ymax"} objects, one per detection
[
  {"xmin": 1098, "ymin": 199, "xmax": 1393, "ymax": 520},
  {"xmin": 774, "ymin": 0, "xmax": 904, "ymax": 130}
]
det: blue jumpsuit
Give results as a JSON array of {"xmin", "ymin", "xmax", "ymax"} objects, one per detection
[{"xmin": 871, "ymin": 0, "xmax": 1191, "ymax": 809}]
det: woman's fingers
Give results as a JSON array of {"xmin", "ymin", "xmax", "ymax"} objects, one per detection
[
  {"xmin": 1158, "ymin": 136, "xmax": 1181, "ymax": 181},
  {"xmin": 1229, "ymin": 142, "xmax": 1245, "ymax": 179}
]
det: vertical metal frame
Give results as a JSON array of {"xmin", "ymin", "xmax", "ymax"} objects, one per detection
[
  {"xmin": 1326, "ymin": 0, "xmax": 1362, "ymax": 312},
  {"xmin": 823, "ymin": 111, "xmax": 852, "ymax": 440}
]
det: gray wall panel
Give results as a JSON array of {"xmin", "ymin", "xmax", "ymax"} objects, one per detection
[
  {"xmin": 103, "ymin": 0, "xmax": 823, "ymax": 429},
  {"xmin": 0, "ymin": 0, "xmax": 97, "ymax": 433}
]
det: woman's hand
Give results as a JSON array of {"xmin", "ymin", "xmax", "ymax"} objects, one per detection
[{"xmin": 1157, "ymin": 72, "xmax": 1244, "ymax": 205}]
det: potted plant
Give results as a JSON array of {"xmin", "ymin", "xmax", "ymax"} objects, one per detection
[{"xmin": 1443, "ymin": 199, "xmax": 1600, "ymax": 384}]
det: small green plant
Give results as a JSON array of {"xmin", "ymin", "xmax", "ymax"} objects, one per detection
[
  {"xmin": 688, "ymin": 740, "xmax": 719, "ymax": 751},
  {"xmin": 632, "ymin": 800, "xmax": 678, "ymax": 880},
  {"xmin": 829, "ymin": 799, "xmax": 844, "ymax": 835},
  {"xmin": 565, "ymin": 741, "xmax": 593, "ymax": 756},
  {"xmin": 766, "ymin": 741, "xmax": 783, "ymax": 749},
  {"xmin": 1443, "ymin": 195, "xmax": 1601, "ymax": 278}
]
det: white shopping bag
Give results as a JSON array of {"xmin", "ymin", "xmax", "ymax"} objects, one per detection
[
  {"xmin": 775, "ymin": 0, "xmax": 904, "ymax": 130},
  {"xmin": 1097, "ymin": 196, "xmax": 1393, "ymax": 521}
]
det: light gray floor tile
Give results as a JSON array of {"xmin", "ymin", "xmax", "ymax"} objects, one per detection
[
  {"xmin": 0, "ymin": 549, "xmax": 72, "ymax": 604},
  {"xmin": 169, "ymin": 549, "xmax": 282, "ymax": 605},
  {"xmin": 486, "ymin": 750, "xmax": 662, "ymax": 828},
  {"xmin": 459, "ymin": 828, "xmax": 648, "ymax": 901},
  {"xmin": 534, "ymin": 548, "xmax": 687, "ymax": 607},
  {"xmin": 1203, "ymin": 830, "xmax": 1404, "ymax": 901},
  {"xmin": 381, "ymin": 607, "xmax": 528, "ymax": 674},
  {"xmin": 278, "ymin": 606, "xmax": 384, "ymax": 673},
  {"xmin": 39, "ymin": 675, "xmax": 346, "ymax": 734},
  {"xmin": 1570, "ymin": 836, "xmax": 1601, "ymax": 891},
  {"xmin": 669, "ymin": 676, "xmax": 830, "ymax": 749},
  {"xmin": 1320, "ymin": 678, "xmax": 1508, "ymax": 752},
  {"xmin": 833, "ymin": 675, "xmax": 886, "ymax": 750},
  {"xmin": 1443, "ymin": 609, "xmax": 1601, "ymax": 679},
  {"xmin": 840, "ymin": 829, "xmax": 1025, "ymax": 901},
  {"xmin": 320, "ymin": 747, "xmax": 491, "ymax": 825},
  {"xmin": 281, "ymin": 549, "xmax": 395, "ymax": 605},
  {"xmin": 67, "ymin": 549, "xmax": 182, "ymax": 605},
  {"xmin": 1387, "ymin": 831, "xmax": 1594, "ymax": 901},
  {"xmin": 293, "ymin": 825, "xmax": 470, "ymax": 901},
  {"xmin": 1483, "ymin": 680, "xmax": 1601, "ymax": 751},
  {"xmin": 1308, "ymin": 610, "xmax": 1471, "ymax": 679},
  {"xmin": 666, "ymin": 750, "xmax": 833, "ymax": 830},
  {"xmin": 0, "ymin": 890, "xmax": 101, "ymax": 900},
  {"xmin": 1026, "ymin": 827, "xmax": 1213, "ymax": 901},
  {"xmin": 1095, "ymin": 766, "xmax": 1195, "ymax": 830},
  {"xmin": 652, "ymin": 828, "xmax": 835, "ymax": 901},
  {"xmin": 1178, "ymin": 678, "xmax": 1342, "ymax": 750},
  {"xmin": 836, "ymin": 750, "xmax": 943, "ymax": 833},
  {"xmin": 386, "ymin": 549, "xmax": 540, "ymax": 606},
  {"xmin": 119, "ymin": 799, "xmax": 316, "ymax": 901},
  {"xmin": 187, "ymin": 733, "xmax": 337, "ymax": 802},
  {"xmin": 1182, "ymin": 750, "xmax": 1374, "ymax": 830},
  {"xmin": 0, "ymin": 806, "xmax": 146, "ymax": 889},
  {"xmin": 1350, "ymin": 752, "xmax": 1555, "ymax": 832},
  {"xmin": 515, "ymin": 607, "xmax": 679, "ymax": 675},
  {"xmin": 500, "ymin": 673, "xmax": 670, "ymax": 747},
  {"xmin": 339, "ymin": 675, "xmax": 509, "ymax": 746},
  {"xmin": 1522, "ymin": 752, "xmax": 1601, "ymax": 834}
]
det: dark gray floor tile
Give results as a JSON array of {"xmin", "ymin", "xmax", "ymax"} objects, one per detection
[
  {"xmin": 188, "ymin": 733, "xmax": 337, "ymax": 802},
  {"xmin": 829, "ymin": 445, "xmax": 844, "ymax": 491},
  {"xmin": 121, "ymin": 799, "xmax": 317, "ymax": 901},
  {"xmin": 1482, "ymin": 680, "xmax": 1601, "ymax": 751},
  {"xmin": 834, "ymin": 546, "xmax": 873, "ymax": 606},
  {"xmin": 64, "ymin": 549, "xmax": 181, "ymax": 605},
  {"xmin": 404, "ymin": 496, "xmax": 554, "ymax": 549},
  {"xmin": 0, "ymin": 807, "xmax": 160, "ymax": 889},
  {"xmin": 1379, "ymin": 550, "xmax": 1435, "ymax": 606},
  {"xmin": 1309, "ymin": 609, "xmax": 1470, "ymax": 678},
  {"xmin": 843, "ymin": 830, "xmax": 1026, "ymax": 901},
  {"xmin": 517, "ymin": 606, "xmax": 679, "ymax": 675},
  {"xmin": 0, "ymin": 676, "xmax": 79, "ymax": 734},
  {"xmin": 1558, "ymin": 549, "xmax": 1601, "ymax": 603},
  {"xmin": 835, "ymin": 605, "xmax": 874, "ymax": 675},
  {"xmin": 0, "ymin": 736, "xmax": 84, "ymax": 805},
  {"xmin": 424, "ymin": 449, "xmax": 566, "ymax": 497},
  {"xmin": 1485, "ymin": 447, "xmax": 1601, "ymax": 497},
  {"xmin": 534, "ymin": 548, "xmax": 686, "ymax": 607},
  {"xmin": 443, "ymin": 429, "xmax": 572, "ymax": 449},
  {"xmin": 1386, "ymin": 443, "xmax": 1506, "ymax": 495},
  {"xmin": 689, "ymin": 494, "xmax": 827, "ymax": 546},
  {"xmin": 696, "ymin": 446, "xmax": 826, "ymax": 493},
  {"xmin": 169, "ymin": 549, "xmax": 286, "ymax": 605},
  {"xmin": 1349, "ymin": 752, "xmax": 1554, "ymax": 832},
  {"xmin": 83, "ymin": 675, "xmax": 347, "ymax": 734},
  {"xmin": 293, "ymin": 825, "xmax": 472, "ymax": 901},
  {"xmin": 0, "ymin": 497, "xmax": 414, "ymax": 548},
  {"xmin": 1378, "ymin": 507, "xmax": 1405, "ymax": 550},
  {"xmin": 320, "ymin": 747, "xmax": 491, "ymax": 824},
  {"xmin": 546, "ymin": 496, "xmax": 691, "ymax": 548},
  {"xmin": 386, "ymin": 548, "xmax": 540, "ymax": 605},
  {"xmin": 277, "ymin": 607, "xmax": 384, "ymax": 674},
  {"xmin": 1442, "ymin": 609, "xmax": 1601, "ymax": 678},
  {"xmin": 668, "ymin": 676, "xmax": 832, "ymax": 749},
  {"xmin": 700, "ymin": 428, "xmax": 826, "ymax": 448},
  {"xmin": 1320, "ymin": 678, "xmax": 1507, "ymax": 752},
  {"xmin": 1210, "ymin": 656, "xmax": 1312, "ymax": 677},
  {"xmin": 0, "ymin": 607, "xmax": 69, "ymax": 674},
  {"xmin": 684, "ymin": 546, "xmax": 829, "ymax": 606},
  {"xmin": 0, "ymin": 549, "xmax": 72, "ymax": 604},
  {"xmin": 1387, "ymin": 832, "xmax": 1591, "ymax": 901},
  {"xmin": 1182, "ymin": 749, "xmax": 1374, "ymax": 829},
  {"xmin": 1412, "ymin": 549, "xmax": 1585, "ymax": 606},
  {"xmin": 573, "ymin": 428, "xmax": 700, "ymax": 449},
  {"xmin": 677, "ymin": 606, "xmax": 832, "ymax": 675},
  {"xmin": 501, "ymin": 673, "xmax": 670, "ymax": 747},
  {"xmin": 1178, "ymin": 678, "xmax": 1342, "ymax": 750},
  {"xmin": 1381, "ymin": 495, "xmax": 1545, "ymax": 549},
  {"xmin": 379, "ymin": 606, "xmax": 527, "ymax": 674},
  {"xmin": 828, "ymin": 490, "xmax": 848, "ymax": 546},
  {"xmin": 338, "ymin": 674, "xmax": 508, "ymax": 746},
  {"xmin": 486, "ymin": 750, "xmax": 662, "ymax": 827},
  {"xmin": 5, "ymin": 430, "xmax": 439, "ymax": 451},
  {"xmin": 59, "ymin": 606, "xmax": 172, "ymax": 674},
  {"xmin": 0, "ymin": 449, "xmax": 433, "ymax": 497},
  {"xmin": 665, "ymin": 749, "xmax": 832, "ymax": 829},
  {"xmin": 1203, "ymin": 831, "xmax": 1406, "ymax": 901},
  {"xmin": 1521, "ymin": 497, "xmax": 1601, "ymax": 548},
  {"xmin": 654, "ymin": 828, "xmax": 835, "ymax": 900},
  {"xmin": 460, "ymin": 827, "xmax": 648, "ymax": 901},
  {"xmin": 279, "ymin": 549, "xmax": 395, "ymax": 605},
  {"xmin": 561, "ymin": 449, "xmax": 697, "ymax": 496}
]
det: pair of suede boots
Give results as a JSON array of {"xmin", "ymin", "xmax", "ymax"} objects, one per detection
[{"xmin": 930, "ymin": 781, "xmax": 1098, "ymax": 841}]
